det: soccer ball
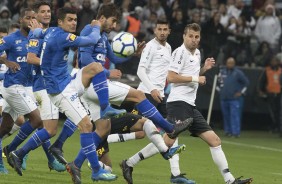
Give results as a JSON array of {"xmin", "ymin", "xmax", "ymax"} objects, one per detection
[{"xmin": 111, "ymin": 32, "xmax": 137, "ymax": 58}]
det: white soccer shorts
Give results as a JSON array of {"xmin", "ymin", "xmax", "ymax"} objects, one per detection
[
  {"xmin": 34, "ymin": 89, "xmax": 59, "ymax": 120},
  {"xmin": 49, "ymin": 69, "xmax": 87, "ymax": 125},
  {"xmin": 82, "ymin": 80, "xmax": 130, "ymax": 121},
  {"xmin": 2, "ymin": 84, "xmax": 38, "ymax": 121}
]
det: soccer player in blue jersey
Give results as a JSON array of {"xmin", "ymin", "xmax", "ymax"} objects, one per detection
[
  {"xmin": 0, "ymin": 8, "xmax": 44, "ymax": 174},
  {"xmin": 1, "ymin": 2, "xmax": 64, "ymax": 173},
  {"xmin": 10, "ymin": 7, "xmax": 118, "ymax": 181},
  {"xmin": 78, "ymin": 3, "xmax": 191, "ymax": 140},
  {"xmin": 25, "ymin": 1, "xmax": 66, "ymax": 172}
]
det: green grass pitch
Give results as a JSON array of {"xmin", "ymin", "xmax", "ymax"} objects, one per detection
[{"xmin": 1, "ymin": 125, "xmax": 282, "ymax": 184}]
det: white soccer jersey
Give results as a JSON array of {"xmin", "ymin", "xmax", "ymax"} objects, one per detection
[
  {"xmin": 167, "ymin": 44, "xmax": 201, "ymax": 106},
  {"xmin": 137, "ymin": 38, "xmax": 171, "ymax": 97},
  {"xmin": 0, "ymin": 64, "xmax": 7, "ymax": 94}
]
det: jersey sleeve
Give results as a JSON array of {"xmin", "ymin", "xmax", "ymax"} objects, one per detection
[
  {"xmin": 57, "ymin": 26, "xmax": 101, "ymax": 48},
  {"xmin": 79, "ymin": 24, "xmax": 97, "ymax": 65},
  {"xmin": 27, "ymin": 35, "xmax": 41, "ymax": 55},
  {"xmin": 0, "ymin": 36, "xmax": 12, "ymax": 53},
  {"xmin": 138, "ymin": 43, "xmax": 154, "ymax": 68},
  {"xmin": 169, "ymin": 48, "xmax": 186, "ymax": 74}
]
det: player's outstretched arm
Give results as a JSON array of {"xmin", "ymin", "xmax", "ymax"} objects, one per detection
[{"xmin": 74, "ymin": 21, "xmax": 102, "ymax": 47}]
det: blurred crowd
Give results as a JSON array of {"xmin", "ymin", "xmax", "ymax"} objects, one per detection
[{"xmin": 0, "ymin": 0, "xmax": 282, "ymax": 69}]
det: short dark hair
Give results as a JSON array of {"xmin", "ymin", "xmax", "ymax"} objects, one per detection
[
  {"xmin": 0, "ymin": 27, "xmax": 8, "ymax": 34},
  {"xmin": 32, "ymin": 1, "xmax": 51, "ymax": 13},
  {"xmin": 156, "ymin": 19, "xmax": 170, "ymax": 28},
  {"xmin": 57, "ymin": 7, "xmax": 77, "ymax": 21},
  {"xmin": 184, "ymin": 23, "xmax": 201, "ymax": 34},
  {"xmin": 96, "ymin": 3, "xmax": 121, "ymax": 19},
  {"xmin": 20, "ymin": 8, "xmax": 33, "ymax": 17}
]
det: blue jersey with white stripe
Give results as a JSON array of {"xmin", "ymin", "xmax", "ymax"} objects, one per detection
[
  {"xmin": 28, "ymin": 33, "xmax": 45, "ymax": 92},
  {"xmin": 79, "ymin": 24, "xmax": 128, "ymax": 69},
  {"xmin": 40, "ymin": 26, "xmax": 101, "ymax": 94},
  {"xmin": 0, "ymin": 30, "xmax": 33, "ymax": 87}
]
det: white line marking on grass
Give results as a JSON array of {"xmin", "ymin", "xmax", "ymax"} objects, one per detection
[
  {"xmin": 271, "ymin": 173, "xmax": 282, "ymax": 176},
  {"xmin": 222, "ymin": 140, "xmax": 282, "ymax": 153}
]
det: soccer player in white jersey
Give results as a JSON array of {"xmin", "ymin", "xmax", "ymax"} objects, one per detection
[
  {"xmin": 120, "ymin": 20, "xmax": 195, "ymax": 184},
  {"xmin": 165, "ymin": 23, "xmax": 253, "ymax": 184}
]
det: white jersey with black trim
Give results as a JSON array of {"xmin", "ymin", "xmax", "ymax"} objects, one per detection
[
  {"xmin": 137, "ymin": 38, "xmax": 171, "ymax": 97},
  {"xmin": 167, "ymin": 44, "xmax": 201, "ymax": 106}
]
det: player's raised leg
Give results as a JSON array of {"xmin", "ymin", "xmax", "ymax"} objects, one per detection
[{"xmin": 127, "ymin": 88, "xmax": 192, "ymax": 139}]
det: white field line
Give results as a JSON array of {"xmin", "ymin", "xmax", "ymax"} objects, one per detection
[
  {"xmin": 222, "ymin": 140, "xmax": 282, "ymax": 153},
  {"xmin": 270, "ymin": 173, "xmax": 282, "ymax": 176}
]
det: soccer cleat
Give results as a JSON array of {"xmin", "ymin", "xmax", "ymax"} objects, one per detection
[
  {"xmin": 91, "ymin": 168, "xmax": 117, "ymax": 181},
  {"xmin": 0, "ymin": 163, "xmax": 8, "ymax": 174},
  {"xmin": 3, "ymin": 146, "xmax": 13, "ymax": 168},
  {"xmin": 170, "ymin": 173, "xmax": 196, "ymax": 184},
  {"xmin": 2, "ymin": 152, "xmax": 6, "ymax": 158},
  {"xmin": 120, "ymin": 160, "xmax": 133, "ymax": 184},
  {"xmin": 232, "ymin": 176, "xmax": 253, "ymax": 184},
  {"xmin": 21, "ymin": 154, "xmax": 28, "ymax": 170},
  {"xmin": 161, "ymin": 144, "xmax": 186, "ymax": 160},
  {"xmin": 100, "ymin": 105, "xmax": 127, "ymax": 118},
  {"xmin": 9, "ymin": 151, "xmax": 23, "ymax": 176},
  {"xmin": 167, "ymin": 118, "xmax": 193, "ymax": 139},
  {"xmin": 48, "ymin": 159, "xmax": 66, "ymax": 172},
  {"xmin": 66, "ymin": 162, "xmax": 81, "ymax": 184},
  {"xmin": 48, "ymin": 145, "xmax": 67, "ymax": 165}
]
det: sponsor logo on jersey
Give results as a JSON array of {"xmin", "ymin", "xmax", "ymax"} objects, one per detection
[
  {"xmin": 0, "ymin": 39, "xmax": 5, "ymax": 45},
  {"xmin": 28, "ymin": 39, "xmax": 39, "ymax": 47},
  {"xmin": 68, "ymin": 34, "xmax": 77, "ymax": 42},
  {"xmin": 16, "ymin": 56, "xmax": 27, "ymax": 62},
  {"xmin": 96, "ymin": 53, "xmax": 106, "ymax": 62}
]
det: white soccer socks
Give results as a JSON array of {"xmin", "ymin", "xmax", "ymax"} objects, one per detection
[{"xmin": 210, "ymin": 145, "xmax": 235, "ymax": 184}]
